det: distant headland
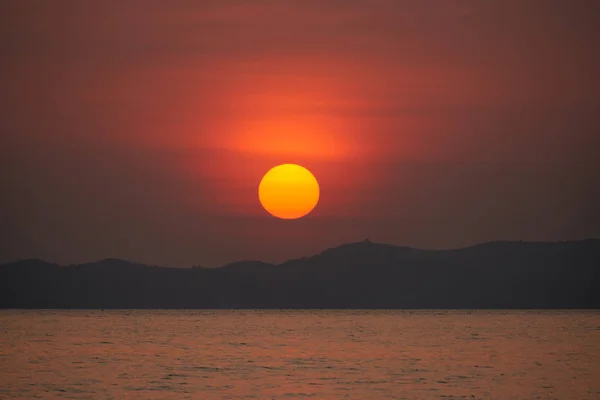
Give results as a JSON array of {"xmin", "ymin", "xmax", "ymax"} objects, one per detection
[{"xmin": 1, "ymin": 239, "xmax": 598, "ymax": 309}]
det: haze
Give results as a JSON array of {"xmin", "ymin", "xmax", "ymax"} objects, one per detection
[{"xmin": 1, "ymin": 1, "xmax": 599, "ymax": 267}]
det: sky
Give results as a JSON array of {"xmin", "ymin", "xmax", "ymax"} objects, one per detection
[{"xmin": 1, "ymin": 0, "xmax": 599, "ymax": 267}]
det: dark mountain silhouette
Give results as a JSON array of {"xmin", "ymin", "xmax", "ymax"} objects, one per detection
[{"xmin": 1, "ymin": 239, "xmax": 599, "ymax": 309}]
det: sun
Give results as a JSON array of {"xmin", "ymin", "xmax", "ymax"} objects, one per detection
[{"xmin": 259, "ymin": 164, "xmax": 320, "ymax": 219}]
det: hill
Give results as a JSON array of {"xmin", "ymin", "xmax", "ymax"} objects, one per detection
[{"xmin": 1, "ymin": 239, "xmax": 599, "ymax": 308}]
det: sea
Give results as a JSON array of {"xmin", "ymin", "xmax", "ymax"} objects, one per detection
[{"xmin": 1, "ymin": 310, "xmax": 599, "ymax": 399}]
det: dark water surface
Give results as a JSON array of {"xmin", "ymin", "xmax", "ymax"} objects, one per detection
[{"xmin": 1, "ymin": 310, "xmax": 599, "ymax": 399}]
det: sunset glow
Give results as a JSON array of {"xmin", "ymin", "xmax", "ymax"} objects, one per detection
[{"xmin": 1, "ymin": 1, "xmax": 598, "ymax": 267}]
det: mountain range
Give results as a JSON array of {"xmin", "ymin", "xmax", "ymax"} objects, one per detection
[{"xmin": 1, "ymin": 239, "xmax": 599, "ymax": 309}]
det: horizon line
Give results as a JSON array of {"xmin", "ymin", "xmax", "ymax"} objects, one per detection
[{"xmin": 3, "ymin": 238, "xmax": 598, "ymax": 270}]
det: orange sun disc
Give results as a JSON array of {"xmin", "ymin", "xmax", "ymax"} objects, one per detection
[{"xmin": 258, "ymin": 164, "xmax": 320, "ymax": 219}]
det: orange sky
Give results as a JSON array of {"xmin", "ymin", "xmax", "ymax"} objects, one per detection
[{"xmin": 1, "ymin": 1, "xmax": 599, "ymax": 266}]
